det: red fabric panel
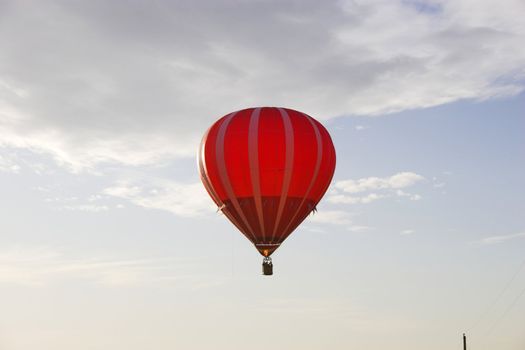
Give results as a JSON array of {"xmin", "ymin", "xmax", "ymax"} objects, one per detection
[{"xmin": 258, "ymin": 107, "xmax": 286, "ymax": 196}]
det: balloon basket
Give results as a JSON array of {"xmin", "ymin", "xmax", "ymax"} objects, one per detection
[{"xmin": 262, "ymin": 257, "xmax": 273, "ymax": 276}]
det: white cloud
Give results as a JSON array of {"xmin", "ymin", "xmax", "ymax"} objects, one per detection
[
  {"xmin": 307, "ymin": 210, "xmax": 352, "ymax": 225},
  {"xmin": 348, "ymin": 225, "xmax": 373, "ymax": 233},
  {"xmin": 302, "ymin": 226, "xmax": 327, "ymax": 234},
  {"xmin": 335, "ymin": 172, "xmax": 424, "ymax": 194},
  {"xmin": 396, "ymin": 190, "xmax": 423, "ymax": 201},
  {"xmin": 0, "ymin": 1, "xmax": 524, "ymax": 170},
  {"xmin": 480, "ymin": 232, "xmax": 525, "ymax": 245},
  {"xmin": 329, "ymin": 172, "xmax": 424, "ymax": 204},
  {"xmin": 432, "ymin": 176, "xmax": 446, "ymax": 188},
  {"xmin": 103, "ymin": 178, "xmax": 215, "ymax": 218},
  {"xmin": 304, "ymin": 211, "xmax": 375, "ymax": 231},
  {"xmin": 326, "ymin": 196, "xmax": 357, "ymax": 205},
  {"xmin": 44, "ymin": 196, "xmax": 78, "ymax": 203},
  {"xmin": 328, "ymin": 194, "xmax": 362, "ymax": 204},
  {"xmin": 61, "ymin": 204, "xmax": 109, "ymax": 212},
  {"xmin": 361, "ymin": 193, "xmax": 385, "ymax": 203},
  {"xmin": 0, "ymin": 154, "xmax": 21, "ymax": 173},
  {"xmin": 87, "ymin": 194, "xmax": 104, "ymax": 202},
  {"xmin": 103, "ymin": 184, "xmax": 142, "ymax": 198},
  {"xmin": 410, "ymin": 194, "xmax": 422, "ymax": 201},
  {"xmin": 37, "ymin": 192, "xmax": 115, "ymax": 213},
  {"xmin": 401, "ymin": 229, "xmax": 416, "ymax": 235},
  {"xmin": 388, "ymin": 172, "xmax": 425, "ymax": 188}
]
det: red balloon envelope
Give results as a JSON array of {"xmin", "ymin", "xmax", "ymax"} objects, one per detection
[{"xmin": 198, "ymin": 107, "xmax": 336, "ymax": 274}]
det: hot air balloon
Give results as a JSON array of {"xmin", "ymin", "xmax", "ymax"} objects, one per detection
[{"xmin": 198, "ymin": 107, "xmax": 336, "ymax": 275}]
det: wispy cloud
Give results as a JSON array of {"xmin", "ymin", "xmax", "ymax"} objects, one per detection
[
  {"xmin": 307, "ymin": 210, "xmax": 352, "ymax": 225},
  {"xmin": 328, "ymin": 172, "xmax": 424, "ymax": 204},
  {"xmin": 0, "ymin": 246, "xmax": 218, "ymax": 288},
  {"xmin": 0, "ymin": 154, "xmax": 21, "ymax": 173},
  {"xmin": 61, "ymin": 204, "xmax": 110, "ymax": 212},
  {"xmin": 396, "ymin": 190, "xmax": 422, "ymax": 201},
  {"xmin": 335, "ymin": 172, "xmax": 424, "ymax": 193},
  {"xmin": 432, "ymin": 176, "xmax": 446, "ymax": 189},
  {"xmin": 479, "ymin": 232, "xmax": 525, "ymax": 245},
  {"xmin": 328, "ymin": 193, "xmax": 386, "ymax": 204},
  {"xmin": 348, "ymin": 225, "xmax": 373, "ymax": 233},
  {"xmin": 40, "ymin": 193, "xmax": 113, "ymax": 213},
  {"xmin": 305, "ymin": 211, "xmax": 374, "ymax": 233},
  {"xmin": 103, "ymin": 178, "xmax": 214, "ymax": 217}
]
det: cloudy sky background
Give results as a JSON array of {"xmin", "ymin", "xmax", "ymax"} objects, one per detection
[{"xmin": 1, "ymin": 1, "xmax": 524, "ymax": 349}]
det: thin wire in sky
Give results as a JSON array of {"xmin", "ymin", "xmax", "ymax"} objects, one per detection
[
  {"xmin": 469, "ymin": 257, "xmax": 525, "ymax": 332},
  {"xmin": 486, "ymin": 280, "xmax": 525, "ymax": 336}
]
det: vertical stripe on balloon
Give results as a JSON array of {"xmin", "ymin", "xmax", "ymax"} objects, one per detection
[
  {"xmin": 248, "ymin": 108, "xmax": 265, "ymax": 239},
  {"xmin": 315, "ymin": 120, "xmax": 336, "ymax": 199},
  {"xmin": 271, "ymin": 108, "xmax": 295, "ymax": 243}
]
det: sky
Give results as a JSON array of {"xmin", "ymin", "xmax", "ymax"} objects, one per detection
[{"xmin": 0, "ymin": 0, "xmax": 524, "ymax": 349}]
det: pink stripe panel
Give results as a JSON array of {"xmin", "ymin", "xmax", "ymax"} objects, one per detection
[
  {"xmin": 248, "ymin": 108, "xmax": 265, "ymax": 239},
  {"xmin": 271, "ymin": 108, "xmax": 295, "ymax": 242}
]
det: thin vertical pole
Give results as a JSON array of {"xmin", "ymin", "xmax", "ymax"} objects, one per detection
[{"xmin": 463, "ymin": 333, "xmax": 467, "ymax": 350}]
